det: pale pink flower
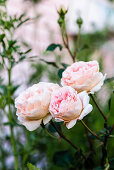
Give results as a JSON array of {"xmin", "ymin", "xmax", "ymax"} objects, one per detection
[
  {"xmin": 49, "ymin": 86, "xmax": 93, "ymax": 129},
  {"xmin": 61, "ymin": 61, "xmax": 106, "ymax": 94},
  {"xmin": 15, "ymin": 82, "xmax": 60, "ymax": 131}
]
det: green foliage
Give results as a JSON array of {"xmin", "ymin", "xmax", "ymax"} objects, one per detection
[
  {"xmin": 46, "ymin": 43, "xmax": 63, "ymax": 52},
  {"xmin": 0, "ymin": 1, "xmax": 114, "ymax": 170},
  {"xmin": 53, "ymin": 150, "xmax": 72, "ymax": 168},
  {"xmin": 27, "ymin": 163, "xmax": 41, "ymax": 170}
]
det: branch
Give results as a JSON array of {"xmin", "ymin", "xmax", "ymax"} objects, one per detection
[
  {"xmin": 90, "ymin": 94, "xmax": 107, "ymax": 122},
  {"xmin": 81, "ymin": 120, "xmax": 102, "ymax": 141}
]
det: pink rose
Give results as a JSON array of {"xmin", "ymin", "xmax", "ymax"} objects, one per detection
[
  {"xmin": 61, "ymin": 60, "xmax": 106, "ymax": 94},
  {"xmin": 49, "ymin": 86, "xmax": 93, "ymax": 129},
  {"xmin": 15, "ymin": 82, "xmax": 60, "ymax": 131}
]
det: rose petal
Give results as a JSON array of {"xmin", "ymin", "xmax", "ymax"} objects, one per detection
[
  {"xmin": 55, "ymin": 118, "xmax": 64, "ymax": 122},
  {"xmin": 78, "ymin": 104, "xmax": 93, "ymax": 120},
  {"xmin": 22, "ymin": 119, "xmax": 42, "ymax": 131},
  {"xmin": 78, "ymin": 91, "xmax": 89, "ymax": 108},
  {"xmin": 43, "ymin": 114, "xmax": 52, "ymax": 125},
  {"xmin": 66, "ymin": 119, "xmax": 77, "ymax": 129},
  {"xmin": 90, "ymin": 73, "xmax": 106, "ymax": 94}
]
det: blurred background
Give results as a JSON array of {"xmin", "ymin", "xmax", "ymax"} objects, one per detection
[{"xmin": 0, "ymin": 0, "xmax": 114, "ymax": 169}]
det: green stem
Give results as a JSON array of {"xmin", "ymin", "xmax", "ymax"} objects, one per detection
[
  {"xmin": 81, "ymin": 120, "xmax": 102, "ymax": 141},
  {"xmin": 50, "ymin": 120, "xmax": 78, "ymax": 150},
  {"xmin": 77, "ymin": 27, "xmax": 81, "ymax": 49},
  {"xmin": 60, "ymin": 23, "xmax": 75, "ymax": 62},
  {"xmin": 41, "ymin": 122, "xmax": 57, "ymax": 139},
  {"xmin": 90, "ymin": 94, "xmax": 107, "ymax": 122},
  {"xmin": 8, "ymin": 68, "xmax": 18, "ymax": 170}
]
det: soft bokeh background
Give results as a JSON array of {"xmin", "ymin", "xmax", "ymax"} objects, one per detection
[{"xmin": 0, "ymin": 0, "xmax": 114, "ymax": 169}]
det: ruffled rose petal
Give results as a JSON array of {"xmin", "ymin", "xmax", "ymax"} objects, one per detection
[
  {"xmin": 90, "ymin": 73, "xmax": 106, "ymax": 94},
  {"xmin": 43, "ymin": 114, "xmax": 52, "ymax": 125},
  {"xmin": 22, "ymin": 119, "xmax": 42, "ymax": 131},
  {"xmin": 78, "ymin": 91, "xmax": 89, "ymax": 108},
  {"xmin": 78, "ymin": 104, "xmax": 93, "ymax": 120},
  {"xmin": 61, "ymin": 61, "xmax": 105, "ymax": 94},
  {"xmin": 54, "ymin": 118, "xmax": 64, "ymax": 122},
  {"xmin": 66, "ymin": 119, "xmax": 77, "ymax": 129}
]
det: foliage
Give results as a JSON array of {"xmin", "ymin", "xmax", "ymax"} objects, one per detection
[{"xmin": 0, "ymin": 2, "xmax": 114, "ymax": 170}]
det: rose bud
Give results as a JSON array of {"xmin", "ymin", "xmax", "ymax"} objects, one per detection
[
  {"xmin": 61, "ymin": 60, "xmax": 106, "ymax": 94},
  {"xmin": 15, "ymin": 82, "xmax": 60, "ymax": 131},
  {"xmin": 49, "ymin": 86, "xmax": 93, "ymax": 129}
]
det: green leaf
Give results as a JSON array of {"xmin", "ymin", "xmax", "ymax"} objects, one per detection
[
  {"xmin": 46, "ymin": 43, "xmax": 62, "ymax": 51},
  {"xmin": 0, "ymin": 85, "xmax": 7, "ymax": 94},
  {"xmin": 40, "ymin": 59, "xmax": 59, "ymax": 68},
  {"xmin": 58, "ymin": 68, "xmax": 65, "ymax": 78},
  {"xmin": 17, "ymin": 18, "xmax": 30, "ymax": 28},
  {"xmin": 104, "ymin": 77, "xmax": 114, "ymax": 83},
  {"xmin": 27, "ymin": 162, "xmax": 40, "ymax": 170},
  {"xmin": 61, "ymin": 63, "xmax": 69, "ymax": 68},
  {"xmin": 19, "ymin": 56, "xmax": 26, "ymax": 62},
  {"xmin": 109, "ymin": 158, "xmax": 114, "ymax": 169},
  {"xmin": 0, "ymin": 34, "xmax": 5, "ymax": 41}
]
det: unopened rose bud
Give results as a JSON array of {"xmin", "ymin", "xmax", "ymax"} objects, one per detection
[{"xmin": 76, "ymin": 17, "xmax": 83, "ymax": 28}]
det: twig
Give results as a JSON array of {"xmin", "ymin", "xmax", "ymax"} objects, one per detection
[
  {"xmin": 81, "ymin": 120, "xmax": 102, "ymax": 141},
  {"xmin": 50, "ymin": 120, "xmax": 78, "ymax": 150},
  {"xmin": 90, "ymin": 94, "xmax": 107, "ymax": 122}
]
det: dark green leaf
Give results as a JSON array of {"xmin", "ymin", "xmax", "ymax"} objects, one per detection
[
  {"xmin": 19, "ymin": 56, "xmax": 26, "ymax": 62},
  {"xmin": 40, "ymin": 59, "xmax": 59, "ymax": 68},
  {"xmin": 17, "ymin": 18, "xmax": 30, "ymax": 28},
  {"xmin": 94, "ymin": 166, "xmax": 103, "ymax": 170},
  {"xmin": 104, "ymin": 77, "xmax": 114, "ymax": 83},
  {"xmin": 61, "ymin": 63, "xmax": 69, "ymax": 68},
  {"xmin": 53, "ymin": 150, "xmax": 72, "ymax": 167},
  {"xmin": 109, "ymin": 158, "xmax": 114, "ymax": 169},
  {"xmin": 46, "ymin": 43, "xmax": 62, "ymax": 51},
  {"xmin": 58, "ymin": 68, "xmax": 65, "ymax": 78},
  {"xmin": 0, "ymin": 34, "xmax": 5, "ymax": 41},
  {"xmin": 0, "ymin": 85, "xmax": 7, "ymax": 94}
]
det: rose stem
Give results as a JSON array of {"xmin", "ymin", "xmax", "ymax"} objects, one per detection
[
  {"xmin": 50, "ymin": 120, "xmax": 86, "ymax": 160},
  {"xmin": 41, "ymin": 122, "xmax": 57, "ymax": 139},
  {"xmin": 60, "ymin": 21, "xmax": 76, "ymax": 63},
  {"xmin": 85, "ymin": 120, "xmax": 94, "ymax": 153},
  {"xmin": 101, "ymin": 124, "xmax": 114, "ymax": 167},
  {"xmin": 50, "ymin": 120, "xmax": 79, "ymax": 150},
  {"xmin": 8, "ymin": 68, "xmax": 18, "ymax": 170},
  {"xmin": 90, "ymin": 94, "xmax": 107, "ymax": 122},
  {"xmin": 50, "ymin": 120, "xmax": 86, "ymax": 159},
  {"xmin": 81, "ymin": 120, "xmax": 102, "ymax": 141}
]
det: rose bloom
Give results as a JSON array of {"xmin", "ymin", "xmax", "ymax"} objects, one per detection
[
  {"xmin": 61, "ymin": 60, "xmax": 106, "ymax": 94},
  {"xmin": 15, "ymin": 82, "xmax": 60, "ymax": 131},
  {"xmin": 49, "ymin": 86, "xmax": 93, "ymax": 129}
]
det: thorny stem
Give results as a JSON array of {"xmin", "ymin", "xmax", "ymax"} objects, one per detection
[
  {"xmin": 90, "ymin": 94, "xmax": 107, "ymax": 122},
  {"xmin": 8, "ymin": 68, "xmax": 18, "ymax": 170},
  {"xmin": 81, "ymin": 120, "xmax": 102, "ymax": 141}
]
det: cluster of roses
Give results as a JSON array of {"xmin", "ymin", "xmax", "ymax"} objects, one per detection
[{"xmin": 15, "ymin": 61, "xmax": 106, "ymax": 131}]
